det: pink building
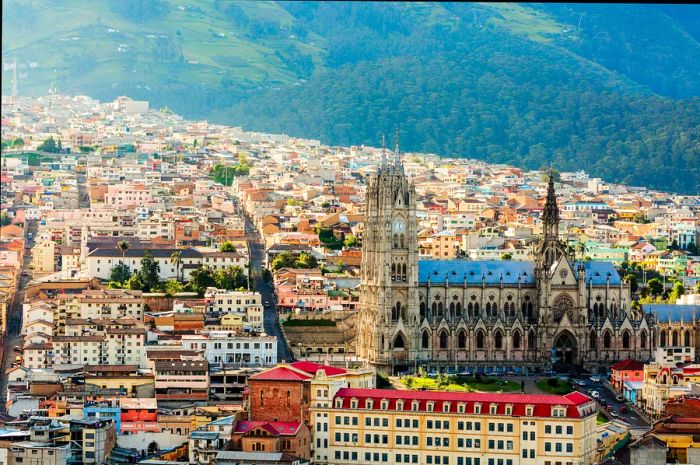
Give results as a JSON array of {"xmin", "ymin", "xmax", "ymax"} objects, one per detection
[
  {"xmin": 611, "ymin": 359, "xmax": 645, "ymax": 391},
  {"xmin": 104, "ymin": 184, "xmax": 153, "ymax": 209}
]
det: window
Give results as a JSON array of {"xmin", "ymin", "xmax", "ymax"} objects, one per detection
[
  {"xmin": 566, "ymin": 426, "xmax": 573, "ymax": 435},
  {"xmin": 555, "ymin": 425, "xmax": 562, "ymax": 434},
  {"xmin": 545, "ymin": 442, "xmax": 551, "ymax": 452},
  {"xmin": 545, "ymin": 425, "xmax": 552, "ymax": 434}
]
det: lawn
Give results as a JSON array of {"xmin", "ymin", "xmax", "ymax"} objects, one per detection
[
  {"xmin": 597, "ymin": 412, "xmax": 608, "ymax": 424},
  {"xmin": 536, "ymin": 378, "xmax": 575, "ymax": 395},
  {"xmin": 402, "ymin": 375, "xmax": 520, "ymax": 393}
]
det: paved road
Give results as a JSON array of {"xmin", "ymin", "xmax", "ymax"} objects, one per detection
[
  {"xmin": 573, "ymin": 376, "xmax": 650, "ymax": 430},
  {"xmin": 0, "ymin": 220, "xmax": 36, "ymax": 411},
  {"xmin": 242, "ymin": 212, "xmax": 293, "ymax": 363}
]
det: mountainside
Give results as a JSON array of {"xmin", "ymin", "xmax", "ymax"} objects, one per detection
[{"xmin": 3, "ymin": 1, "xmax": 699, "ymax": 193}]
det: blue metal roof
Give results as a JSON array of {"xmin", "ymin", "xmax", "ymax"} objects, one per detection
[
  {"xmin": 643, "ymin": 304, "xmax": 700, "ymax": 323},
  {"xmin": 418, "ymin": 260, "xmax": 536, "ymax": 285},
  {"xmin": 578, "ymin": 261, "xmax": 622, "ymax": 285},
  {"xmin": 417, "ymin": 260, "xmax": 622, "ymax": 285}
]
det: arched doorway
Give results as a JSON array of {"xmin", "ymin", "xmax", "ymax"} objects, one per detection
[{"xmin": 553, "ymin": 331, "xmax": 578, "ymax": 366}]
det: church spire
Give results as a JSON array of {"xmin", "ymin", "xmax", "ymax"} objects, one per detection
[
  {"xmin": 381, "ymin": 134, "xmax": 387, "ymax": 171},
  {"xmin": 543, "ymin": 169, "xmax": 560, "ymax": 225},
  {"xmin": 393, "ymin": 127, "xmax": 403, "ymax": 174},
  {"xmin": 542, "ymin": 169, "xmax": 560, "ymax": 244}
]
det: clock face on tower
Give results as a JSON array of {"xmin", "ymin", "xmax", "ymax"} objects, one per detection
[{"xmin": 393, "ymin": 219, "xmax": 405, "ymax": 233}]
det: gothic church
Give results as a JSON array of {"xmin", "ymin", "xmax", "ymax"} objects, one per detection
[{"xmin": 356, "ymin": 146, "xmax": 655, "ymax": 373}]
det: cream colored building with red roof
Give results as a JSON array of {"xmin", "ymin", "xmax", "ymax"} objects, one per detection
[{"xmin": 312, "ymin": 389, "xmax": 598, "ymax": 465}]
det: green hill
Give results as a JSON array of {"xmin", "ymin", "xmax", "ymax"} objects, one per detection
[{"xmin": 3, "ymin": 1, "xmax": 699, "ymax": 193}]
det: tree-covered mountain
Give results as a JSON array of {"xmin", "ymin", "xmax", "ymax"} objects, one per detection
[{"xmin": 3, "ymin": 1, "xmax": 699, "ymax": 193}]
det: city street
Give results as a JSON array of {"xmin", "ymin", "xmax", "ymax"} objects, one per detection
[
  {"xmin": 0, "ymin": 220, "xmax": 35, "ymax": 411},
  {"xmin": 242, "ymin": 211, "xmax": 293, "ymax": 363}
]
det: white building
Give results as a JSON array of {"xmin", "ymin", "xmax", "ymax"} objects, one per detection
[{"xmin": 181, "ymin": 331, "xmax": 277, "ymax": 367}]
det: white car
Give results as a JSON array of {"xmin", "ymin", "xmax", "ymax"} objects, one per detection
[
  {"xmin": 589, "ymin": 376, "xmax": 601, "ymax": 383},
  {"xmin": 590, "ymin": 390, "xmax": 600, "ymax": 399}
]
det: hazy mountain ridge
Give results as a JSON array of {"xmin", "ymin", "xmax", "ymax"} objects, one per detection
[{"xmin": 3, "ymin": 1, "xmax": 699, "ymax": 192}]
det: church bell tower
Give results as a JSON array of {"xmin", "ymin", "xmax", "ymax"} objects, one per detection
[{"xmin": 356, "ymin": 133, "xmax": 419, "ymax": 371}]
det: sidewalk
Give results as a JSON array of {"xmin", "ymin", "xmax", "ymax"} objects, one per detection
[{"xmin": 603, "ymin": 379, "xmax": 652, "ymax": 425}]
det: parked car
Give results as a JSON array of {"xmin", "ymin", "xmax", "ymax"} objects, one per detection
[
  {"xmin": 605, "ymin": 405, "xmax": 613, "ymax": 412},
  {"xmin": 615, "ymin": 395, "xmax": 625, "ymax": 402},
  {"xmin": 590, "ymin": 390, "xmax": 600, "ymax": 399},
  {"xmin": 600, "ymin": 399, "xmax": 607, "ymax": 406},
  {"xmin": 458, "ymin": 370, "xmax": 473, "ymax": 376},
  {"xmin": 620, "ymin": 406, "xmax": 628, "ymax": 414},
  {"xmin": 610, "ymin": 410, "xmax": 620, "ymax": 418}
]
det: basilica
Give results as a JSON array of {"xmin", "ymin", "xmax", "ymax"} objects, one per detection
[{"xmin": 356, "ymin": 147, "xmax": 656, "ymax": 373}]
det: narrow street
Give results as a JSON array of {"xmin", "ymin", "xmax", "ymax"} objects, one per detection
[
  {"xmin": 242, "ymin": 213, "xmax": 293, "ymax": 363},
  {"xmin": 0, "ymin": 220, "xmax": 36, "ymax": 411}
]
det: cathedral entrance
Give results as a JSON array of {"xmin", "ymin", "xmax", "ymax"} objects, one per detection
[{"xmin": 552, "ymin": 331, "xmax": 578, "ymax": 369}]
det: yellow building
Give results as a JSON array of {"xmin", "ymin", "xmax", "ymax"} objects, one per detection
[{"xmin": 311, "ymin": 389, "xmax": 598, "ymax": 465}]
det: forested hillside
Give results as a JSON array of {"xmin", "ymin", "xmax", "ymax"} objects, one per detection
[{"xmin": 3, "ymin": 1, "xmax": 699, "ymax": 192}]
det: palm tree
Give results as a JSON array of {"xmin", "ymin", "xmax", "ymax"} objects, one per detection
[
  {"xmin": 576, "ymin": 240, "xmax": 588, "ymax": 260},
  {"xmin": 117, "ymin": 240, "xmax": 129, "ymax": 265},
  {"xmin": 170, "ymin": 251, "xmax": 183, "ymax": 282}
]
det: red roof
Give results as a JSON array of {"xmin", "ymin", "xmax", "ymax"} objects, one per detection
[
  {"xmin": 290, "ymin": 361, "xmax": 348, "ymax": 377},
  {"xmin": 611, "ymin": 359, "xmax": 645, "ymax": 371},
  {"xmin": 249, "ymin": 366, "xmax": 312, "ymax": 381},
  {"xmin": 234, "ymin": 420, "xmax": 302, "ymax": 436},
  {"xmin": 333, "ymin": 388, "xmax": 594, "ymax": 419}
]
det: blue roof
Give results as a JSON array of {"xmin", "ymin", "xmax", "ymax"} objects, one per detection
[
  {"xmin": 418, "ymin": 260, "xmax": 536, "ymax": 285},
  {"xmin": 643, "ymin": 304, "xmax": 700, "ymax": 323},
  {"xmin": 578, "ymin": 261, "xmax": 622, "ymax": 285},
  {"xmin": 417, "ymin": 260, "xmax": 621, "ymax": 285},
  {"xmin": 190, "ymin": 431, "xmax": 220, "ymax": 440}
]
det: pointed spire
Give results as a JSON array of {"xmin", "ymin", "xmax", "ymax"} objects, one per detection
[
  {"xmin": 394, "ymin": 127, "xmax": 403, "ymax": 173},
  {"xmin": 380, "ymin": 134, "xmax": 387, "ymax": 171},
  {"xmin": 543, "ymin": 169, "xmax": 560, "ymax": 224}
]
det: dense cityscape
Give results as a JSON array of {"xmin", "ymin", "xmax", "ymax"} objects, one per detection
[{"xmin": 0, "ymin": 93, "xmax": 699, "ymax": 465}]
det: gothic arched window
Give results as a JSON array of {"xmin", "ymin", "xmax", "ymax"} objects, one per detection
[
  {"xmin": 401, "ymin": 263, "xmax": 407, "ymax": 280},
  {"xmin": 640, "ymin": 330, "xmax": 647, "ymax": 348},
  {"xmin": 476, "ymin": 330, "xmax": 485, "ymax": 349},
  {"xmin": 589, "ymin": 330, "xmax": 597, "ymax": 350},
  {"xmin": 527, "ymin": 302, "xmax": 533, "ymax": 320},
  {"xmin": 432, "ymin": 302, "xmax": 438, "ymax": 314},
  {"xmin": 494, "ymin": 330, "xmax": 503, "ymax": 349},
  {"xmin": 422, "ymin": 331, "xmax": 430, "ymax": 349},
  {"xmin": 393, "ymin": 234, "xmax": 399, "ymax": 249},
  {"xmin": 455, "ymin": 302, "xmax": 462, "ymax": 318},
  {"xmin": 437, "ymin": 302, "xmax": 444, "ymax": 318},
  {"xmin": 458, "ymin": 330, "xmax": 467, "ymax": 349},
  {"xmin": 512, "ymin": 331, "xmax": 521, "ymax": 349},
  {"xmin": 474, "ymin": 302, "xmax": 480, "ymax": 317},
  {"xmin": 622, "ymin": 330, "xmax": 630, "ymax": 349},
  {"xmin": 420, "ymin": 302, "xmax": 426, "ymax": 320},
  {"xmin": 528, "ymin": 330, "xmax": 536, "ymax": 350},
  {"xmin": 603, "ymin": 330, "xmax": 612, "ymax": 349},
  {"xmin": 660, "ymin": 331, "xmax": 667, "ymax": 347},
  {"xmin": 439, "ymin": 331, "xmax": 449, "ymax": 349},
  {"xmin": 673, "ymin": 330, "xmax": 679, "ymax": 347},
  {"xmin": 685, "ymin": 330, "xmax": 691, "ymax": 347}
]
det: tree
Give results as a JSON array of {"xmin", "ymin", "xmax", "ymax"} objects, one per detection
[
  {"xmin": 117, "ymin": 240, "xmax": 129, "ymax": 264},
  {"xmin": 500, "ymin": 252, "xmax": 513, "ymax": 261},
  {"xmin": 0, "ymin": 212, "xmax": 11, "ymax": 226},
  {"xmin": 110, "ymin": 263, "xmax": 132, "ymax": 284},
  {"xmin": 164, "ymin": 279, "xmax": 185, "ymax": 296},
  {"xmin": 170, "ymin": 251, "xmax": 183, "ymax": 282},
  {"xmin": 139, "ymin": 250, "xmax": 161, "ymax": 292},
  {"xmin": 214, "ymin": 266, "xmax": 247, "ymax": 290},
  {"xmin": 79, "ymin": 145, "xmax": 95, "ymax": 153},
  {"xmin": 188, "ymin": 266, "xmax": 217, "ymax": 295},
  {"xmin": 623, "ymin": 274, "xmax": 639, "ymax": 294},
  {"xmin": 343, "ymin": 235, "xmax": 359, "ymax": 248},
  {"xmin": 669, "ymin": 239, "xmax": 679, "ymax": 251},
  {"xmin": 295, "ymin": 252, "xmax": 318, "ymax": 269},
  {"xmin": 687, "ymin": 242, "xmax": 698, "ymax": 255},
  {"xmin": 126, "ymin": 272, "xmax": 145, "ymax": 291},
  {"xmin": 647, "ymin": 277, "xmax": 664, "ymax": 296},
  {"xmin": 271, "ymin": 251, "xmax": 297, "ymax": 271},
  {"xmin": 669, "ymin": 282, "xmax": 685, "ymax": 303},
  {"xmin": 219, "ymin": 241, "xmax": 237, "ymax": 253},
  {"xmin": 37, "ymin": 136, "xmax": 60, "ymax": 153}
]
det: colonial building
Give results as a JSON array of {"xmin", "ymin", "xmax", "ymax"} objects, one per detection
[
  {"xmin": 356, "ymin": 150, "xmax": 655, "ymax": 372},
  {"xmin": 312, "ymin": 388, "xmax": 598, "ymax": 465}
]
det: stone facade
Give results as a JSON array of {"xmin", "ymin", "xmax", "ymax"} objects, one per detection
[{"xmin": 356, "ymin": 153, "xmax": 656, "ymax": 372}]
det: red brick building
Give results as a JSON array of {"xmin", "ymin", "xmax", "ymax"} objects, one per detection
[{"xmin": 248, "ymin": 365, "xmax": 312, "ymax": 423}]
